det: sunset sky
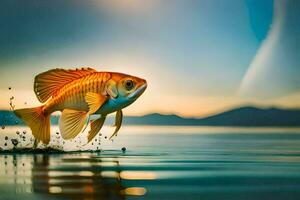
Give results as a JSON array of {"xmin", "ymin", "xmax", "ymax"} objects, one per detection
[{"xmin": 0, "ymin": 0, "xmax": 299, "ymax": 117}]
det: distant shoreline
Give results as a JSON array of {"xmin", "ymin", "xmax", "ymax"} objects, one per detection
[{"xmin": 1, "ymin": 106, "xmax": 300, "ymax": 127}]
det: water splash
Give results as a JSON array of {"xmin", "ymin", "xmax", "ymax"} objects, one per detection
[
  {"xmin": 9, "ymin": 96, "xmax": 15, "ymax": 111},
  {"xmin": 1, "ymin": 87, "xmax": 120, "ymax": 153},
  {"xmin": 0, "ymin": 125, "xmax": 119, "ymax": 152}
]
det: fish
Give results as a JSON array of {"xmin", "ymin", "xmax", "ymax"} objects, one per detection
[{"xmin": 14, "ymin": 68, "xmax": 147, "ymax": 144}]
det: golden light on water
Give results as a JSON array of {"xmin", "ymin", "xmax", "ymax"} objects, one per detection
[
  {"xmin": 120, "ymin": 171, "xmax": 156, "ymax": 180},
  {"xmin": 120, "ymin": 187, "xmax": 147, "ymax": 196},
  {"xmin": 49, "ymin": 186, "xmax": 62, "ymax": 194},
  {"xmin": 101, "ymin": 171, "xmax": 119, "ymax": 178},
  {"xmin": 48, "ymin": 171, "xmax": 94, "ymax": 177},
  {"xmin": 78, "ymin": 171, "xmax": 94, "ymax": 177}
]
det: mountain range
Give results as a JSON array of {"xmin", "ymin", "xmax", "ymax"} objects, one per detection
[{"xmin": 1, "ymin": 106, "xmax": 300, "ymax": 127}]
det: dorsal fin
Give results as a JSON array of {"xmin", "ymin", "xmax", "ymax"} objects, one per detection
[{"xmin": 34, "ymin": 67, "xmax": 96, "ymax": 103}]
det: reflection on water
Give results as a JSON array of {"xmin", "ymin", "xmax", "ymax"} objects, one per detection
[
  {"xmin": 1, "ymin": 126, "xmax": 300, "ymax": 199},
  {"xmin": 2, "ymin": 125, "xmax": 300, "ymax": 152},
  {"xmin": 0, "ymin": 153, "xmax": 148, "ymax": 199}
]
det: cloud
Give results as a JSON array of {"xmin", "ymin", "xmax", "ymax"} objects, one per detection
[{"xmin": 239, "ymin": 0, "xmax": 300, "ymax": 98}]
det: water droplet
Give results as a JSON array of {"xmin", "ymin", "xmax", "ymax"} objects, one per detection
[
  {"xmin": 16, "ymin": 131, "xmax": 20, "ymax": 135},
  {"xmin": 8, "ymin": 87, "xmax": 11, "ymax": 90},
  {"xmin": 122, "ymin": 147, "xmax": 126, "ymax": 153},
  {"xmin": 104, "ymin": 136, "xmax": 107, "ymax": 139},
  {"xmin": 15, "ymin": 121, "xmax": 19, "ymax": 124},
  {"xmin": 56, "ymin": 132, "xmax": 59, "ymax": 135},
  {"xmin": 11, "ymin": 139, "xmax": 18, "ymax": 146}
]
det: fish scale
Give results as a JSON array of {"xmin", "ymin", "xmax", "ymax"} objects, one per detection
[{"xmin": 45, "ymin": 72, "xmax": 111, "ymax": 113}]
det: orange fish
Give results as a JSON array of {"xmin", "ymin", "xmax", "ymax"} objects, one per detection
[{"xmin": 14, "ymin": 68, "xmax": 147, "ymax": 145}]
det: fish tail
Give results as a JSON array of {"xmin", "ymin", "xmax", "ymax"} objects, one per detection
[{"xmin": 14, "ymin": 106, "xmax": 51, "ymax": 144}]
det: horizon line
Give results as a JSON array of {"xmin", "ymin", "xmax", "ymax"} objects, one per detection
[{"xmin": 1, "ymin": 104, "xmax": 300, "ymax": 119}]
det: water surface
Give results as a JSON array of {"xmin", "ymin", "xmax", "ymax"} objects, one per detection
[{"xmin": 1, "ymin": 126, "xmax": 300, "ymax": 200}]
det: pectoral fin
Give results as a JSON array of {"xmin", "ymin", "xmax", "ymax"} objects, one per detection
[
  {"xmin": 109, "ymin": 110, "xmax": 123, "ymax": 140},
  {"xmin": 106, "ymin": 80, "xmax": 118, "ymax": 98},
  {"xmin": 60, "ymin": 109, "xmax": 88, "ymax": 140},
  {"xmin": 85, "ymin": 92, "xmax": 107, "ymax": 114},
  {"xmin": 87, "ymin": 115, "xmax": 106, "ymax": 142}
]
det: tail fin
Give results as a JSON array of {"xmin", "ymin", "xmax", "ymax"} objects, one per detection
[{"xmin": 14, "ymin": 106, "xmax": 51, "ymax": 144}]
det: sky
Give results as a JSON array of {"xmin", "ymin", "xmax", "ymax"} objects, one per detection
[{"xmin": 0, "ymin": 0, "xmax": 299, "ymax": 117}]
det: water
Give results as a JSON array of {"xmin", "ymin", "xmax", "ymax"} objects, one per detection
[{"xmin": 1, "ymin": 126, "xmax": 300, "ymax": 200}]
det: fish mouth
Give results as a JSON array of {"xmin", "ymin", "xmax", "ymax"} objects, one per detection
[{"xmin": 128, "ymin": 83, "xmax": 147, "ymax": 100}]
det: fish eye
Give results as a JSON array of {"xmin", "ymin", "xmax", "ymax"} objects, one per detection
[{"xmin": 124, "ymin": 80, "xmax": 134, "ymax": 91}]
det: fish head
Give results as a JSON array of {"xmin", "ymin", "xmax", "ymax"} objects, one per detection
[
  {"xmin": 103, "ymin": 73, "xmax": 147, "ymax": 113},
  {"xmin": 116, "ymin": 75, "xmax": 147, "ymax": 101}
]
